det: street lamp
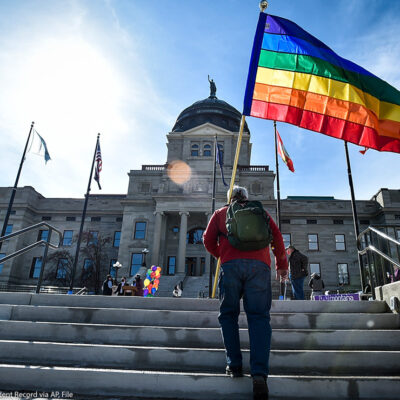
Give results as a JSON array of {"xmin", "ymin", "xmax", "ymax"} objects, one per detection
[
  {"xmin": 113, "ymin": 261, "xmax": 122, "ymax": 281},
  {"xmin": 142, "ymin": 248, "xmax": 149, "ymax": 267}
]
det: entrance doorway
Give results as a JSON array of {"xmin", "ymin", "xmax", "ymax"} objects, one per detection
[{"xmin": 185, "ymin": 257, "xmax": 196, "ymax": 276}]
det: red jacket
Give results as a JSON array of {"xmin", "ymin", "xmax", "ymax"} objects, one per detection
[{"xmin": 203, "ymin": 205, "xmax": 288, "ymax": 271}]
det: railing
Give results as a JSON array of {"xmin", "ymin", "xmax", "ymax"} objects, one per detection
[
  {"xmin": 237, "ymin": 165, "xmax": 269, "ymax": 172},
  {"xmin": 141, "ymin": 164, "xmax": 167, "ymax": 171},
  {"xmin": 0, "ymin": 283, "xmax": 85, "ymax": 295},
  {"xmin": 75, "ymin": 286, "xmax": 87, "ymax": 295},
  {"xmin": 0, "ymin": 222, "xmax": 63, "ymax": 294},
  {"xmin": 357, "ymin": 226, "xmax": 400, "ymax": 299}
]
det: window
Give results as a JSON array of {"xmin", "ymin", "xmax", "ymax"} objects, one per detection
[
  {"xmin": 66, "ymin": 216, "xmax": 76, "ymax": 222},
  {"xmin": 10, "ymin": 210, "xmax": 16, "ymax": 215},
  {"xmin": 42, "ymin": 216, "xmax": 52, "ymax": 221},
  {"xmin": 116, "ymin": 217, "xmax": 123, "ymax": 222},
  {"xmin": 172, "ymin": 226, "xmax": 179, "ymax": 233},
  {"xmin": 88, "ymin": 231, "xmax": 98, "ymax": 245},
  {"xmin": 191, "ymin": 144, "xmax": 199, "ymax": 157},
  {"xmin": 37, "ymin": 229, "xmax": 49, "ymax": 242},
  {"xmin": 338, "ymin": 263, "xmax": 349, "ymax": 285},
  {"xmin": 309, "ymin": 263, "xmax": 321, "ymax": 276},
  {"xmin": 109, "ymin": 259, "xmax": 118, "ymax": 278},
  {"xmin": 203, "ymin": 144, "xmax": 211, "ymax": 157},
  {"xmin": 91, "ymin": 216, "xmax": 101, "ymax": 222},
  {"xmin": 335, "ymin": 234, "xmax": 346, "ymax": 251},
  {"xmin": 282, "ymin": 234, "xmax": 291, "ymax": 248},
  {"xmin": 187, "ymin": 228, "xmax": 205, "ymax": 244},
  {"xmin": 140, "ymin": 183, "xmax": 151, "ymax": 193},
  {"xmin": 360, "ymin": 220, "xmax": 370, "ymax": 225},
  {"xmin": 396, "ymin": 229, "xmax": 400, "ymax": 241},
  {"xmin": 307, "ymin": 219, "xmax": 317, "ymax": 225},
  {"xmin": 130, "ymin": 253, "xmax": 143, "ymax": 276},
  {"xmin": 113, "ymin": 231, "xmax": 121, "ymax": 248},
  {"xmin": 0, "ymin": 253, "xmax": 6, "ymax": 275},
  {"xmin": 282, "ymin": 219, "xmax": 291, "ymax": 224},
  {"xmin": 30, "ymin": 257, "xmax": 42, "ymax": 279},
  {"xmin": 56, "ymin": 258, "xmax": 68, "ymax": 279},
  {"xmin": 395, "ymin": 215, "xmax": 400, "ymax": 220},
  {"xmin": 308, "ymin": 234, "xmax": 319, "ymax": 250},
  {"xmin": 134, "ymin": 222, "xmax": 147, "ymax": 239},
  {"xmin": 81, "ymin": 259, "xmax": 94, "ymax": 279},
  {"xmin": 333, "ymin": 219, "xmax": 344, "ymax": 225},
  {"xmin": 62, "ymin": 230, "xmax": 73, "ymax": 246},
  {"xmin": 5, "ymin": 224, "xmax": 13, "ymax": 235},
  {"xmin": 167, "ymin": 256, "xmax": 176, "ymax": 275}
]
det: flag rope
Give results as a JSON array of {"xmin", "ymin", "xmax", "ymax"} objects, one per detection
[{"xmin": 211, "ymin": 115, "xmax": 246, "ymax": 298}]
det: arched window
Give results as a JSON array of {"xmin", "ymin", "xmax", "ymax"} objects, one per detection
[
  {"xmin": 191, "ymin": 144, "xmax": 199, "ymax": 156},
  {"xmin": 203, "ymin": 144, "xmax": 211, "ymax": 157},
  {"xmin": 187, "ymin": 227, "xmax": 205, "ymax": 244}
]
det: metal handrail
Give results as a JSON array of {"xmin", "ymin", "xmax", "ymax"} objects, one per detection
[
  {"xmin": 357, "ymin": 226, "xmax": 400, "ymax": 298},
  {"xmin": 0, "ymin": 222, "xmax": 63, "ymax": 293},
  {"xmin": 75, "ymin": 287, "xmax": 87, "ymax": 295},
  {"xmin": 357, "ymin": 226, "xmax": 400, "ymax": 268}
]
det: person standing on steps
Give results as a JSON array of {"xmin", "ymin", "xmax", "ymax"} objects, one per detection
[
  {"xmin": 286, "ymin": 245, "xmax": 309, "ymax": 300},
  {"xmin": 308, "ymin": 273, "xmax": 325, "ymax": 299},
  {"xmin": 203, "ymin": 186, "xmax": 288, "ymax": 400}
]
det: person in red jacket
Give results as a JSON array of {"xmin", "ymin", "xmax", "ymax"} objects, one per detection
[{"xmin": 203, "ymin": 186, "xmax": 288, "ymax": 400}]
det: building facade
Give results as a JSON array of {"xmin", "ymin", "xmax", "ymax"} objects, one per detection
[{"xmin": 1, "ymin": 91, "xmax": 400, "ymax": 294}]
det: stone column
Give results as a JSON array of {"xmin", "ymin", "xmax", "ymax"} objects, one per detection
[
  {"xmin": 204, "ymin": 212, "xmax": 212, "ymax": 275},
  {"xmin": 177, "ymin": 211, "xmax": 189, "ymax": 274},
  {"xmin": 151, "ymin": 211, "xmax": 164, "ymax": 266}
]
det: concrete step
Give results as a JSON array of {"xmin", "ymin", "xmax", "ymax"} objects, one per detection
[
  {"xmin": 1, "ymin": 321, "xmax": 399, "ymax": 351},
  {"xmin": 0, "ymin": 292, "xmax": 389, "ymax": 313},
  {"xmin": 1, "ymin": 304, "xmax": 399, "ymax": 329},
  {"xmin": 1, "ymin": 340, "xmax": 399, "ymax": 376},
  {"xmin": 0, "ymin": 364, "xmax": 399, "ymax": 399}
]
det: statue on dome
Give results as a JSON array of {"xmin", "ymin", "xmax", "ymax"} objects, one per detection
[{"xmin": 208, "ymin": 75, "xmax": 217, "ymax": 98}]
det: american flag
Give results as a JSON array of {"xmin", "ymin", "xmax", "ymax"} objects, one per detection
[{"xmin": 94, "ymin": 140, "xmax": 102, "ymax": 189}]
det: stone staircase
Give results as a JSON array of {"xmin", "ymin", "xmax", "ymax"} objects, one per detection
[{"xmin": 0, "ymin": 292, "xmax": 399, "ymax": 399}]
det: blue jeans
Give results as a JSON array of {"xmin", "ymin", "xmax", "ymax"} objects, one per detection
[
  {"xmin": 290, "ymin": 275, "xmax": 306, "ymax": 300},
  {"xmin": 218, "ymin": 259, "xmax": 272, "ymax": 377}
]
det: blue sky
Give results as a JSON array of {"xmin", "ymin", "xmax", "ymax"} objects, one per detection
[{"xmin": 0, "ymin": 0, "xmax": 399, "ymax": 200}]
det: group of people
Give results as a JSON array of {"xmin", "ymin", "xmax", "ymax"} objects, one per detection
[
  {"xmin": 102, "ymin": 274, "xmax": 143, "ymax": 296},
  {"xmin": 203, "ymin": 185, "xmax": 324, "ymax": 400}
]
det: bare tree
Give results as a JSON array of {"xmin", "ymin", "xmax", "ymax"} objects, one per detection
[
  {"xmin": 79, "ymin": 231, "xmax": 112, "ymax": 294},
  {"xmin": 44, "ymin": 249, "xmax": 74, "ymax": 287},
  {"xmin": 43, "ymin": 231, "xmax": 115, "ymax": 294}
]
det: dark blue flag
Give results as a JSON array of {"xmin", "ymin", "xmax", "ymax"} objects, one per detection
[{"xmin": 216, "ymin": 142, "xmax": 228, "ymax": 187}]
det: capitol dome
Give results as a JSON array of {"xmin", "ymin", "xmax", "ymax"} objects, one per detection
[{"xmin": 172, "ymin": 88, "xmax": 250, "ymax": 134}]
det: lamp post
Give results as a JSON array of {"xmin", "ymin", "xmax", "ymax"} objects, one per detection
[
  {"xmin": 142, "ymin": 248, "xmax": 149, "ymax": 268},
  {"xmin": 113, "ymin": 261, "xmax": 122, "ymax": 281}
]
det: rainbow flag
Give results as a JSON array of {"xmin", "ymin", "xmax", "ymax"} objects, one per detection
[{"xmin": 243, "ymin": 13, "xmax": 400, "ymax": 153}]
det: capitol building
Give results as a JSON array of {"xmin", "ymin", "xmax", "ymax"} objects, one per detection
[{"xmin": 1, "ymin": 89, "xmax": 399, "ymax": 296}]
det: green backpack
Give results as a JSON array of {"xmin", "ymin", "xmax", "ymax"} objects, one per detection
[{"xmin": 226, "ymin": 200, "xmax": 273, "ymax": 251}]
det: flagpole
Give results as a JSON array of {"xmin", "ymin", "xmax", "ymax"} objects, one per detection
[
  {"xmin": 273, "ymin": 121, "xmax": 281, "ymax": 230},
  {"xmin": 69, "ymin": 133, "xmax": 100, "ymax": 292},
  {"xmin": 0, "ymin": 122, "xmax": 35, "ymax": 245},
  {"xmin": 209, "ymin": 135, "xmax": 218, "ymax": 297},
  {"xmin": 211, "ymin": 115, "xmax": 246, "ymax": 298},
  {"xmin": 344, "ymin": 141, "xmax": 365, "ymax": 291}
]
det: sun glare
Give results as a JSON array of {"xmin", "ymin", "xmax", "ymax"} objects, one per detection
[{"xmin": 16, "ymin": 37, "xmax": 125, "ymax": 135}]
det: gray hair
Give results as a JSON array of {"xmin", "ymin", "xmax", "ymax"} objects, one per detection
[{"xmin": 228, "ymin": 185, "xmax": 248, "ymax": 202}]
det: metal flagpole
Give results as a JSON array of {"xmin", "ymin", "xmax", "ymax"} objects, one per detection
[
  {"xmin": 69, "ymin": 133, "xmax": 100, "ymax": 293},
  {"xmin": 209, "ymin": 135, "xmax": 218, "ymax": 298},
  {"xmin": 0, "ymin": 122, "xmax": 35, "ymax": 248},
  {"xmin": 274, "ymin": 121, "xmax": 281, "ymax": 230},
  {"xmin": 274, "ymin": 121, "xmax": 286, "ymax": 298},
  {"xmin": 211, "ymin": 115, "xmax": 246, "ymax": 298},
  {"xmin": 344, "ymin": 141, "xmax": 365, "ymax": 291}
]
